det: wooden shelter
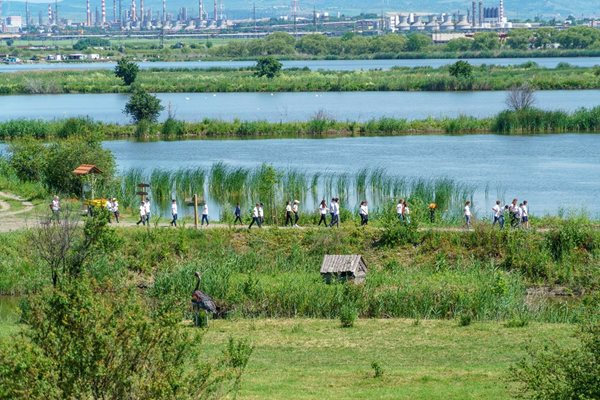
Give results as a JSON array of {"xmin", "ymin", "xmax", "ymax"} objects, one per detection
[
  {"xmin": 320, "ymin": 255, "xmax": 368, "ymax": 284},
  {"xmin": 72, "ymin": 164, "xmax": 102, "ymax": 176}
]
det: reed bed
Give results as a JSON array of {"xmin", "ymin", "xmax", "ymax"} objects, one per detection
[
  {"xmin": 4, "ymin": 106, "xmax": 600, "ymax": 142},
  {"xmin": 117, "ymin": 163, "xmax": 474, "ymax": 223}
]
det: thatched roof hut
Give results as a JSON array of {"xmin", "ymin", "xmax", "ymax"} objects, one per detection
[{"xmin": 320, "ymin": 255, "xmax": 367, "ymax": 284}]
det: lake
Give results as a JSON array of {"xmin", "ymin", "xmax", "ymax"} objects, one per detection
[
  {"xmin": 2, "ymin": 90, "xmax": 600, "ymax": 123},
  {"xmin": 2, "ymin": 57, "xmax": 600, "ymax": 73}
]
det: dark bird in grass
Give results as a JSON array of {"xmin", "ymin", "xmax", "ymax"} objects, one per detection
[{"xmin": 192, "ymin": 271, "xmax": 216, "ymax": 326}]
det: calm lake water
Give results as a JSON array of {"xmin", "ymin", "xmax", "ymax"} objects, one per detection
[
  {"xmin": 2, "ymin": 57, "xmax": 600, "ymax": 73},
  {"xmin": 102, "ymin": 134, "xmax": 600, "ymax": 217},
  {"xmin": 2, "ymin": 90, "xmax": 600, "ymax": 123}
]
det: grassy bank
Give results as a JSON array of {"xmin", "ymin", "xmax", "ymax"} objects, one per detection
[
  {"xmin": 200, "ymin": 318, "xmax": 577, "ymax": 400},
  {"xmin": 2, "ymin": 106, "xmax": 600, "ymax": 141},
  {"xmin": 1, "ymin": 225, "xmax": 598, "ymax": 323},
  {"xmin": 2, "ymin": 63, "xmax": 600, "ymax": 95}
]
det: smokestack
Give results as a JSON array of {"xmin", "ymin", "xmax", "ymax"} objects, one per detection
[
  {"xmin": 25, "ymin": 0, "xmax": 30, "ymax": 27},
  {"xmin": 113, "ymin": 0, "xmax": 116, "ymax": 22},
  {"xmin": 47, "ymin": 3, "xmax": 52, "ymax": 24},
  {"xmin": 86, "ymin": 0, "xmax": 91, "ymax": 26},
  {"xmin": 131, "ymin": 0, "xmax": 136, "ymax": 21},
  {"xmin": 101, "ymin": 0, "xmax": 106, "ymax": 24},
  {"xmin": 213, "ymin": 0, "xmax": 217, "ymax": 20},
  {"xmin": 139, "ymin": 0, "xmax": 143, "ymax": 22},
  {"xmin": 499, "ymin": 0, "xmax": 504, "ymax": 22},
  {"xmin": 478, "ymin": 1, "xmax": 483, "ymax": 26},
  {"xmin": 471, "ymin": 1, "xmax": 476, "ymax": 25},
  {"xmin": 162, "ymin": 0, "xmax": 166, "ymax": 22},
  {"xmin": 55, "ymin": 0, "xmax": 58, "ymax": 25},
  {"xmin": 198, "ymin": 0, "xmax": 203, "ymax": 20}
]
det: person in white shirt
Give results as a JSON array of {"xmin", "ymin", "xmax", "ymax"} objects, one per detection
[
  {"xmin": 292, "ymin": 200, "xmax": 300, "ymax": 227},
  {"xmin": 258, "ymin": 203, "xmax": 265, "ymax": 224},
  {"xmin": 464, "ymin": 201, "xmax": 472, "ymax": 229},
  {"xmin": 170, "ymin": 199, "xmax": 178, "ymax": 227},
  {"xmin": 359, "ymin": 200, "xmax": 369, "ymax": 226},
  {"xmin": 49, "ymin": 196, "xmax": 60, "ymax": 222},
  {"xmin": 492, "ymin": 200, "xmax": 502, "ymax": 227},
  {"xmin": 403, "ymin": 201, "xmax": 411, "ymax": 224},
  {"xmin": 136, "ymin": 201, "xmax": 147, "ymax": 226},
  {"xmin": 396, "ymin": 199, "xmax": 404, "ymax": 222},
  {"xmin": 318, "ymin": 200, "xmax": 328, "ymax": 226},
  {"xmin": 329, "ymin": 198, "xmax": 340, "ymax": 228},
  {"xmin": 248, "ymin": 203, "xmax": 262, "ymax": 229},
  {"xmin": 516, "ymin": 203, "xmax": 524, "ymax": 228},
  {"xmin": 106, "ymin": 199, "xmax": 114, "ymax": 223},
  {"xmin": 201, "ymin": 203, "xmax": 209, "ymax": 226},
  {"xmin": 144, "ymin": 199, "xmax": 151, "ymax": 224},
  {"xmin": 112, "ymin": 198, "xmax": 120, "ymax": 223},
  {"xmin": 329, "ymin": 198, "xmax": 336, "ymax": 226},
  {"xmin": 509, "ymin": 198, "xmax": 520, "ymax": 228},
  {"xmin": 285, "ymin": 201, "xmax": 293, "ymax": 226},
  {"xmin": 521, "ymin": 200, "xmax": 530, "ymax": 228}
]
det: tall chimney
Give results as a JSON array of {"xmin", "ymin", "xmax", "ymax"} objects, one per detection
[
  {"xmin": 47, "ymin": 3, "xmax": 52, "ymax": 24},
  {"xmin": 471, "ymin": 1, "xmax": 476, "ymax": 25},
  {"xmin": 139, "ymin": 0, "xmax": 144, "ymax": 22},
  {"xmin": 131, "ymin": 0, "xmax": 136, "ymax": 21},
  {"xmin": 162, "ymin": 0, "xmax": 166, "ymax": 22},
  {"xmin": 86, "ymin": 0, "xmax": 91, "ymax": 25},
  {"xmin": 101, "ymin": 0, "xmax": 106, "ymax": 24},
  {"xmin": 499, "ymin": 0, "xmax": 505, "ymax": 22},
  {"xmin": 199, "ymin": 0, "xmax": 204, "ymax": 20},
  {"xmin": 478, "ymin": 1, "xmax": 483, "ymax": 26},
  {"xmin": 54, "ymin": 0, "xmax": 58, "ymax": 25},
  {"xmin": 213, "ymin": 0, "xmax": 217, "ymax": 20}
]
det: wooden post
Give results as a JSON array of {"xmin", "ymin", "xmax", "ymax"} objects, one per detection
[{"xmin": 194, "ymin": 194, "xmax": 199, "ymax": 229}]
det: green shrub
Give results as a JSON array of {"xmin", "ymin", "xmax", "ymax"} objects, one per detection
[
  {"xmin": 458, "ymin": 312, "xmax": 473, "ymax": 327},
  {"xmin": 339, "ymin": 303, "xmax": 358, "ymax": 328},
  {"xmin": 371, "ymin": 361, "xmax": 384, "ymax": 378},
  {"xmin": 510, "ymin": 322, "xmax": 600, "ymax": 399}
]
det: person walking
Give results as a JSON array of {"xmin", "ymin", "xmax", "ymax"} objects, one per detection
[
  {"xmin": 170, "ymin": 199, "xmax": 178, "ymax": 227},
  {"xmin": 464, "ymin": 201, "xmax": 472, "ymax": 229},
  {"xmin": 259, "ymin": 203, "xmax": 265, "ymax": 225},
  {"xmin": 397, "ymin": 199, "xmax": 404, "ymax": 222},
  {"xmin": 136, "ymin": 201, "xmax": 147, "ymax": 226},
  {"xmin": 318, "ymin": 200, "xmax": 328, "ymax": 226},
  {"xmin": 292, "ymin": 200, "xmax": 300, "ymax": 227},
  {"xmin": 329, "ymin": 197, "xmax": 336, "ymax": 226},
  {"xmin": 106, "ymin": 198, "xmax": 114, "ymax": 223},
  {"xmin": 509, "ymin": 198, "xmax": 520, "ymax": 228},
  {"xmin": 49, "ymin": 196, "xmax": 60, "ymax": 222},
  {"xmin": 144, "ymin": 198, "xmax": 152, "ymax": 225},
  {"xmin": 285, "ymin": 201, "xmax": 293, "ymax": 226},
  {"xmin": 359, "ymin": 201, "xmax": 369, "ymax": 226},
  {"xmin": 500, "ymin": 205, "xmax": 509, "ymax": 229},
  {"xmin": 403, "ymin": 201, "xmax": 410, "ymax": 224},
  {"xmin": 492, "ymin": 200, "xmax": 502, "ymax": 227},
  {"xmin": 201, "ymin": 203, "xmax": 209, "ymax": 226},
  {"xmin": 521, "ymin": 200, "xmax": 530, "ymax": 229},
  {"xmin": 428, "ymin": 202, "xmax": 437, "ymax": 223},
  {"xmin": 330, "ymin": 198, "xmax": 340, "ymax": 228},
  {"xmin": 112, "ymin": 198, "xmax": 120, "ymax": 223},
  {"xmin": 248, "ymin": 203, "xmax": 262, "ymax": 229},
  {"xmin": 234, "ymin": 203, "xmax": 243, "ymax": 225}
]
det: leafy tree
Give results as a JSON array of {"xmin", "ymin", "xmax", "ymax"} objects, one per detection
[
  {"xmin": 506, "ymin": 29, "xmax": 531, "ymax": 50},
  {"xmin": 73, "ymin": 37, "xmax": 110, "ymax": 50},
  {"xmin": 8, "ymin": 139, "xmax": 48, "ymax": 182},
  {"xmin": 42, "ymin": 135, "xmax": 115, "ymax": 195},
  {"xmin": 296, "ymin": 34, "xmax": 329, "ymax": 55},
  {"xmin": 449, "ymin": 60, "xmax": 473, "ymax": 79},
  {"xmin": 114, "ymin": 57, "xmax": 139, "ymax": 86},
  {"xmin": 124, "ymin": 86, "xmax": 164, "ymax": 123},
  {"xmin": 5, "ymin": 38, "xmax": 14, "ymax": 47},
  {"xmin": 472, "ymin": 32, "xmax": 501, "ymax": 51},
  {"xmin": 254, "ymin": 56, "xmax": 283, "ymax": 79},
  {"xmin": 404, "ymin": 33, "xmax": 432, "ymax": 52},
  {"xmin": 445, "ymin": 38, "xmax": 473, "ymax": 52},
  {"xmin": 555, "ymin": 26, "xmax": 600, "ymax": 49}
]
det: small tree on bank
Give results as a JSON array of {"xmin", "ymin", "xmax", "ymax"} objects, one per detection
[
  {"xmin": 506, "ymin": 83, "xmax": 536, "ymax": 111},
  {"xmin": 114, "ymin": 58, "xmax": 139, "ymax": 86},
  {"xmin": 449, "ymin": 60, "xmax": 473, "ymax": 79},
  {"xmin": 255, "ymin": 56, "xmax": 283, "ymax": 79},
  {"xmin": 124, "ymin": 86, "xmax": 164, "ymax": 123}
]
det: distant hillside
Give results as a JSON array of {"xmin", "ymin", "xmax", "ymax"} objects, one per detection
[{"xmin": 2, "ymin": 0, "xmax": 598, "ymax": 23}]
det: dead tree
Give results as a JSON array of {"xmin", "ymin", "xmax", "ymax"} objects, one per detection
[{"xmin": 506, "ymin": 83, "xmax": 536, "ymax": 111}]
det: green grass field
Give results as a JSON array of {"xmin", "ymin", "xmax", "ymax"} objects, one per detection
[{"xmin": 200, "ymin": 318, "xmax": 576, "ymax": 399}]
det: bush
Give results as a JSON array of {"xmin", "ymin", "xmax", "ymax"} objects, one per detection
[
  {"xmin": 458, "ymin": 312, "xmax": 473, "ymax": 327},
  {"xmin": 114, "ymin": 58, "xmax": 139, "ymax": 86},
  {"xmin": 371, "ymin": 361, "xmax": 384, "ymax": 378},
  {"xmin": 124, "ymin": 86, "xmax": 164, "ymax": 123},
  {"xmin": 449, "ymin": 61, "xmax": 473, "ymax": 79},
  {"xmin": 339, "ymin": 303, "xmax": 358, "ymax": 328},
  {"xmin": 510, "ymin": 323, "xmax": 600, "ymax": 399},
  {"xmin": 254, "ymin": 56, "xmax": 283, "ymax": 79}
]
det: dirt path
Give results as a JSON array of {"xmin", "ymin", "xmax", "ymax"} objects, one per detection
[{"xmin": 0, "ymin": 192, "xmax": 36, "ymax": 232}]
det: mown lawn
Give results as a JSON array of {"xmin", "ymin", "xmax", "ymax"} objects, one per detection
[{"xmin": 201, "ymin": 318, "xmax": 576, "ymax": 399}]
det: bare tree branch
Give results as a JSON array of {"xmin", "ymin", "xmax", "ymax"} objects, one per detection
[{"xmin": 506, "ymin": 83, "xmax": 536, "ymax": 111}]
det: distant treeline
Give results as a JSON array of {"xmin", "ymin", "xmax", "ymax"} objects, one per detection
[
  {"xmin": 207, "ymin": 27, "xmax": 600, "ymax": 58},
  {"xmin": 2, "ymin": 107, "xmax": 600, "ymax": 140}
]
